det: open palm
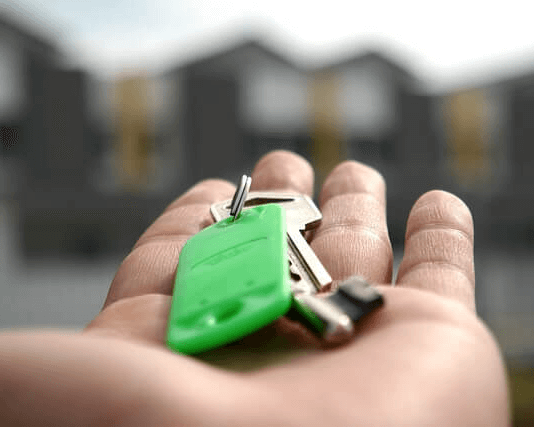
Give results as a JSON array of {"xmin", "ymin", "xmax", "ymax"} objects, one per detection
[{"xmin": 0, "ymin": 151, "xmax": 509, "ymax": 426}]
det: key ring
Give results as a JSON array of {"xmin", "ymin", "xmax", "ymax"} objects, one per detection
[{"xmin": 230, "ymin": 174, "xmax": 251, "ymax": 220}]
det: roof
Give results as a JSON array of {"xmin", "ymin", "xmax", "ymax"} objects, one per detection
[
  {"xmin": 313, "ymin": 49, "xmax": 421, "ymax": 86},
  {"xmin": 0, "ymin": 8, "xmax": 60, "ymax": 59},
  {"xmin": 164, "ymin": 36, "xmax": 305, "ymax": 76},
  {"xmin": 171, "ymin": 37, "xmax": 424, "ymax": 89}
]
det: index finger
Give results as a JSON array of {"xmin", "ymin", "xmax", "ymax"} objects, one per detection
[{"xmin": 103, "ymin": 179, "xmax": 235, "ymax": 308}]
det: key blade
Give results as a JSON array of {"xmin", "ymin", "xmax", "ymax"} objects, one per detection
[
  {"xmin": 287, "ymin": 228, "xmax": 332, "ymax": 292},
  {"xmin": 288, "ymin": 246, "xmax": 318, "ymax": 295},
  {"xmin": 211, "ymin": 191, "xmax": 332, "ymax": 293}
]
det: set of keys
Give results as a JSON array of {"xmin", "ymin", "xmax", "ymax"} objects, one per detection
[{"xmin": 166, "ymin": 175, "xmax": 384, "ymax": 355}]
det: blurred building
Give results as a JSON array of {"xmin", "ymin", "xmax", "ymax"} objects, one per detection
[
  {"xmin": 489, "ymin": 73, "xmax": 534, "ymax": 245},
  {"xmin": 437, "ymin": 89, "xmax": 492, "ymax": 244},
  {"xmin": 162, "ymin": 39, "xmax": 310, "ymax": 187},
  {"xmin": 437, "ymin": 75, "xmax": 534, "ymax": 247},
  {"xmin": 309, "ymin": 52, "xmax": 439, "ymax": 242},
  {"xmin": 4, "ymin": 10, "xmax": 534, "ymax": 254},
  {"xmin": 162, "ymin": 42, "xmax": 443, "ymax": 243},
  {"xmin": 0, "ymin": 12, "xmax": 169, "ymax": 256},
  {"xmin": 18, "ymin": 67, "xmax": 171, "ymax": 256},
  {"xmin": 2, "ymin": 14, "xmax": 533, "ymax": 422},
  {"xmin": 0, "ymin": 12, "xmax": 62, "ymax": 192}
]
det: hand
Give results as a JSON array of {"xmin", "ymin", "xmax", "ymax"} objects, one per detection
[{"xmin": 0, "ymin": 151, "xmax": 509, "ymax": 426}]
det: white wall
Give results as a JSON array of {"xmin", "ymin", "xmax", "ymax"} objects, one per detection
[
  {"xmin": 339, "ymin": 59, "xmax": 396, "ymax": 139},
  {"xmin": 240, "ymin": 52, "xmax": 308, "ymax": 134}
]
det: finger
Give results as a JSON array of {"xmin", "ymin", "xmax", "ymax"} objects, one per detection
[
  {"xmin": 86, "ymin": 294, "xmax": 171, "ymax": 346},
  {"xmin": 104, "ymin": 179, "xmax": 235, "ymax": 307},
  {"xmin": 395, "ymin": 190, "xmax": 476, "ymax": 311},
  {"xmin": 311, "ymin": 161, "xmax": 393, "ymax": 284},
  {"xmin": 250, "ymin": 150, "xmax": 314, "ymax": 196}
]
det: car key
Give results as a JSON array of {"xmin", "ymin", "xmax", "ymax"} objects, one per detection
[
  {"xmin": 211, "ymin": 192, "xmax": 332, "ymax": 295},
  {"xmin": 166, "ymin": 203, "xmax": 291, "ymax": 355},
  {"xmin": 212, "ymin": 192, "xmax": 384, "ymax": 345},
  {"xmin": 211, "ymin": 191, "xmax": 361, "ymax": 344},
  {"xmin": 289, "ymin": 275, "xmax": 384, "ymax": 344}
]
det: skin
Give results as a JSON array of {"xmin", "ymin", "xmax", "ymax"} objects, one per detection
[{"xmin": 0, "ymin": 151, "xmax": 510, "ymax": 426}]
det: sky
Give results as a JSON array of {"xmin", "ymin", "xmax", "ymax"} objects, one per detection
[{"xmin": 3, "ymin": 0, "xmax": 534, "ymax": 90}]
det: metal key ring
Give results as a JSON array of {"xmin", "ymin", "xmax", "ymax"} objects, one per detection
[{"xmin": 230, "ymin": 175, "xmax": 251, "ymax": 220}]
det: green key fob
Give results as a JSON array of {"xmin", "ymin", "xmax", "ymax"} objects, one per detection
[{"xmin": 166, "ymin": 204, "xmax": 291, "ymax": 355}]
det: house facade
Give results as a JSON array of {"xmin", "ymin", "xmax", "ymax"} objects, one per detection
[
  {"xmin": 4, "ymin": 12, "xmax": 534, "ymax": 253},
  {"xmin": 160, "ymin": 39, "xmax": 310, "ymax": 190}
]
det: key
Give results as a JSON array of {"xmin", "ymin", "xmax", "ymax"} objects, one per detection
[
  {"xmin": 166, "ymin": 203, "xmax": 292, "ymax": 355},
  {"xmin": 210, "ymin": 188, "xmax": 384, "ymax": 347},
  {"xmin": 289, "ymin": 276, "xmax": 384, "ymax": 344},
  {"xmin": 211, "ymin": 192, "xmax": 332, "ymax": 295}
]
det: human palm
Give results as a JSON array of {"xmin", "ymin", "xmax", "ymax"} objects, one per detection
[{"xmin": 0, "ymin": 151, "xmax": 509, "ymax": 426}]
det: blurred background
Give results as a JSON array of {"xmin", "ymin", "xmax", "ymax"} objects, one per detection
[{"xmin": 0, "ymin": 0, "xmax": 533, "ymax": 423}]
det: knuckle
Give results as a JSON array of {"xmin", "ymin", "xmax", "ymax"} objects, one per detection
[
  {"xmin": 400, "ymin": 228, "xmax": 475, "ymax": 286},
  {"xmin": 407, "ymin": 226, "xmax": 473, "ymax": 250}
]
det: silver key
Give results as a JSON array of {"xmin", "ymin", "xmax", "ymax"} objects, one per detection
[
  {"xmin": 211, "ymin": 189, "xmax": 384, "ymax": 345},
  {"xmin": 288, "ymin": 276, "xmax": 384, "ymax": 344},
  {"xmin": 210, "ymin": 192, "xmax": 333, "ymax": 295}
]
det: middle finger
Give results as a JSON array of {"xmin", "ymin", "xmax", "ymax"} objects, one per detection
[{"xmin": 312, "ymin": 160, "xmax": 393, "ymax": 285}]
